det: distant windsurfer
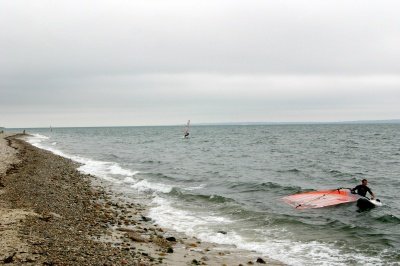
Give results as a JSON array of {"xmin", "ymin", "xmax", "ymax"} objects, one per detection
[
  {"xmin": 184, "ymin": 120, "xmax": 190, "ymax": 139},
  {"xmin": 351, "ymin": 179, "xmax": 375, "ymax": 199}
]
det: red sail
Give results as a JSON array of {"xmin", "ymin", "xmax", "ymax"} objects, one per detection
[{"xmin": 283, "ymin": 189, "xmax": 359, "ymax": 209}]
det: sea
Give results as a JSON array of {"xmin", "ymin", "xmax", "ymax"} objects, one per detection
[{"xmin": 21, "ymin": 124, "xmax": 400, "ymax": 266}]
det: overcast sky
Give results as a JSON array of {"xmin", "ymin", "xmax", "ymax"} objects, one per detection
[{"xmin": 1, "ymin": 0, "xmax": 400, "ymax": 127}]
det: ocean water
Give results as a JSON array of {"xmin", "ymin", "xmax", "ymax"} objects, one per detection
[{"xmin": 23, "ymin": 124, "xmax": 400, "ymax": 265}]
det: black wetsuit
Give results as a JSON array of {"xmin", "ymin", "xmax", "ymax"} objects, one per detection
[{"xmin": 351, "ymin": 185, "xmax": 372, "ymax": 197}]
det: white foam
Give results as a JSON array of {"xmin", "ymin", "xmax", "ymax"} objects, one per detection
[
  {"xmin": 148, "ymin": 196, "xmax": 385, "ymax": 266},
  {"xmin": 25, "ymin": 133, "xmax": 49, "ymax": 148},
  {"xmin": 123, "ymin": 176, "xmax": 136, "ymax": 183},
  {"xmin": 131, "ymin": 180, "xmax": 173, "ymax": 194},
  {"xmin": 148, "ymin": 196, "xmax": 232, "ymax": 236},
  {"xmin": 25, "ymin": 133, "xmax": 138, "ymax": 184},
  {"xmin": 183, "ymin": 184, "xmax": 206, "ymax": 191},
  {"xmin": 108, "ymin": 164, "xmax": 139, "ymax": 177},
  {"xmin": 29, "ymin": 133, "xmax": 49, "ymax": 140}
]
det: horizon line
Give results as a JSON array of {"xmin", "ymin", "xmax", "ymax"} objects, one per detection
[{"xmin": 4, "ymin": 118, "xmax": 400, "ymax": 129}]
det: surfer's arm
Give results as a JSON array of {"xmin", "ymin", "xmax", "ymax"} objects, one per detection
[
  {"xmin": 365, "ymin": 186, "xmax": 375, "ymax": 199},
  {"xmin": 370, "ymin": 191, "xmax": 375, "ymax": 199}
]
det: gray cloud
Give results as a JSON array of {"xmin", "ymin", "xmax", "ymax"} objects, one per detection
[{"xmin": 1, "ymin": 0, "xmax": 400, "ymax": 127}]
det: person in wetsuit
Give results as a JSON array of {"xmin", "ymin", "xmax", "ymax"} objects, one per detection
[{"xmin": 351, "ymin": 179, "xmax": 375, "ymax": 199}]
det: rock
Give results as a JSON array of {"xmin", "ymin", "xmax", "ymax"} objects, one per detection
[
  {"xmin": 166, "ymin": 247, "xmax": 174, "ymax": 253},
  {"xmin": 256, "ymin": 257, "xmax": 266, "ymax": 264},
  {"xmin": 24, "ymin": 256, "xmax": 37, "ymax": 263},
  {"xmin": 141, "ymin": 215, "xmax": 152, "ymax": 222},
  {"xmin": 166, "ymin": 236, "xmax": 176, "ymax": 242},
  {"xmin": 217, "ymin": 230, "xmax": 227, "ymax": 234},
  {"xmin": 192, "ymin": 259, "xmax": 200, "ymax": 265},
  {"xmin": 117, "ymin": 227, "xmax": 135, "ymax": 233},
  {"xmin": 126, "ymin": 232, "xmax": 148, "ymax": 243},
  {"xmin": 39, "ymin": 214, "xmax": 53, "ymax": 222},
  {"xmin": 152, "ymin": 236, "xmax": 172, "ymax": 248},
  {"xmin": 3, "ymin": 252, "xmax": 16, "ymax": 263},
  {"xmin": 201, "ymin": 256, "xmax": 209, "ymax": 261}
]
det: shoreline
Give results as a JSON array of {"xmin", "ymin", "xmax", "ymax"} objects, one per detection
[{"xmin": 0, "ymin": 133, "xmax": 283, "ymax": 265}]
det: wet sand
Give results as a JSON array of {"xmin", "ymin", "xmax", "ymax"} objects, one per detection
[{"xmin": 0, "ymin": 133, "xmax": 282, "ymax": 265}]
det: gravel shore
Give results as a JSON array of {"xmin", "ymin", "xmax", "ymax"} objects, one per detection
[{"xmin": 0, "ymin": 133, "xmax": 282, "ymax": 265}]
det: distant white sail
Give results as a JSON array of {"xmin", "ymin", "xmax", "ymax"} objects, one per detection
[{"xmin": 184, "ymin": 120, "xmax": 190, "ymax": 138}]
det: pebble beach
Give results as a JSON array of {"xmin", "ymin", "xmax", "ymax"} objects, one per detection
[{"xmin": 0, "ymin": 133, "xmax": 279, "ymax": 266}]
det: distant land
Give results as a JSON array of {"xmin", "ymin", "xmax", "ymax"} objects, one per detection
[{"xmin": 195, "ymin": 119, "xmax": 400, "ymax": 126}]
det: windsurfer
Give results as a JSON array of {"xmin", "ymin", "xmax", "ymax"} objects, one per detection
[
  {"xmin": 351, "ymin": 179, "xmax": 375, "ymax": 199},
  {"xmin": 183, "ymin": 120, "xmax": 190, "ymax": 139}
]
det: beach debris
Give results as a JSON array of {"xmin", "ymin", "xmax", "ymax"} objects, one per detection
[{"xmin": 217, "ymin": 230, "xmax": 227, "ymax": 234}]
